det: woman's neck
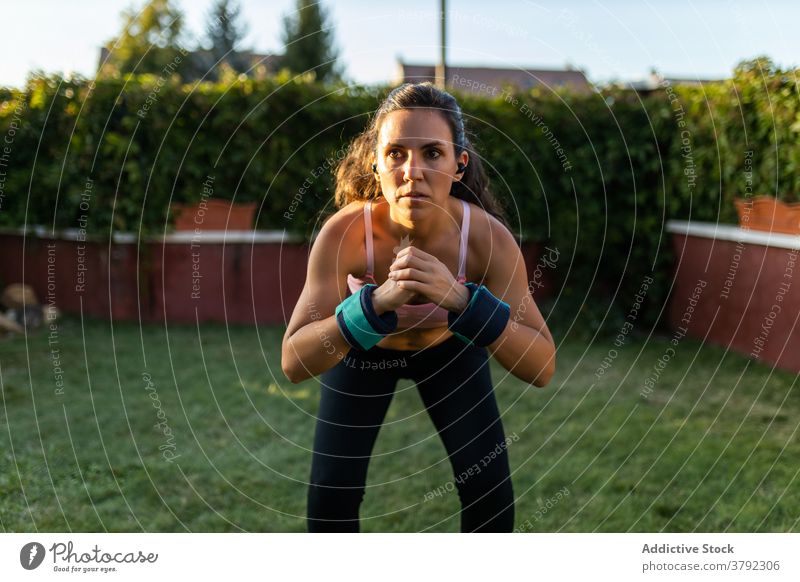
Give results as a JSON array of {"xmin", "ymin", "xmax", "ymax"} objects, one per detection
[{"xmin": 383, "ymin": 196, "xmax": 459, "ymax": 245}]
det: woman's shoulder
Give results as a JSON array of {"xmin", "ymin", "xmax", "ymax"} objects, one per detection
[
  {"xmin": 318, "ymin": 199, "xmax": 371, "ymax": 238},
  {"xmin": 462, "ymin": 199, "xmax": 512, "ymax": 245},
  {"xmin": 462, "ymin": 200, "xmax": 518, "ymax": 271},
  {"xmin": 312, "ymin": 200, "xmax": 373, "ymax": 275}
]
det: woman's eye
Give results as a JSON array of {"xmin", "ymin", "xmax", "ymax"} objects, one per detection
[
  {"xmin": 427, "ymin": 149, "xmax": 441, "ymax": 159},
  {"xmin": 388, "ymin": 149, "xmax": 402, "ymax": 159}
]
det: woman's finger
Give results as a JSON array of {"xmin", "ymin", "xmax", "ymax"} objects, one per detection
[
  {"xmin": 394, "ymin": 245, "xmax": 436, "ymax": 261},
  {"xmin": 395, "ymin": 279, "xmax": 424, "ymax": 292},
  {"xmin": 389, "ymin": 254, "xmax": 429, "ymax": 271},
  {"xmin": 389, "ymin": 267, "xmax": 430, "ymax": 282}
]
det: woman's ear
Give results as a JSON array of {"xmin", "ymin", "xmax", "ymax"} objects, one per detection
[{"xmin": 454, "ymin": 151, "xmax": 469, "ymax": 181}]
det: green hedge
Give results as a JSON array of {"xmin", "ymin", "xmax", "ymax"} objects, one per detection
[
  {"xmin": 0, "ymin": 73, "xmax": 376, "ymax": 236},
  {"xmin": 1, "ymin": 59, "xmax": 797, "ymax": 336},
  {"xmin": 657, "ymin": 57, "xmax": 800, "ymax": 224}
]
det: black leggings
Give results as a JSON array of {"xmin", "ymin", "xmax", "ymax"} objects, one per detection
[{"xmin": 307, "ymin": 334, "xmax": 515, "ymax": 532}]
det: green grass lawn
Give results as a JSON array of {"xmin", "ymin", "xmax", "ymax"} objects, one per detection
[{"xmin": 1, "ymin": 315, "xmax": 797, "ymax": 532}]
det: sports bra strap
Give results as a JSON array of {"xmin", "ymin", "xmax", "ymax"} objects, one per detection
[
  {"xmin": 457, "ymin": 199, "xmax": 470, "ymax": 281},
  {"xmin": 364, "ymin": 200, "xmax": 374, "ymax": 278}
]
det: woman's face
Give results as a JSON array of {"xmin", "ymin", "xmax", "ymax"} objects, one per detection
[{"xmin": 374, "ymin": 108, "xmax": 468, "ymax": 213}]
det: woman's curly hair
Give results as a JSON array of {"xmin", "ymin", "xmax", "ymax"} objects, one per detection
[{"xmin": 333, "ymin": 82, "xmax": 508, "ymax": 228}]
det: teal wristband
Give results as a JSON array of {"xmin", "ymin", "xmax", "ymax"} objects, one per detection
[{"xmin": 335, "ymin": 285, "xmax": 397, "ymax": 351}]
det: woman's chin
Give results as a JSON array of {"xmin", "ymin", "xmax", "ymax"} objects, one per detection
[{"xmin": 395, "ymin": 195, "xmax": 433, "ymax": 207}]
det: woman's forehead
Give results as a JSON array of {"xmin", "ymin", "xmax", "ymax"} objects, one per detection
[{"xmin": 378, "ymin": 108, "xmax": 453, "ymax": 144}]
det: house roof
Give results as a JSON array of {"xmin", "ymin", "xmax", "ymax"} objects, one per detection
[
  {"xmin": 396, "ymin": 61, "xmax": 593, "ymax": 95},
  {"xmin": 97, "ymin": 47, "xmax": 282, "ymax": 80}
]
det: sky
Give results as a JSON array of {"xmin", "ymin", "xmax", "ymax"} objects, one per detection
[{"xmin": 1, "ymin": 0, "xmax": 798, "ymax": 88}]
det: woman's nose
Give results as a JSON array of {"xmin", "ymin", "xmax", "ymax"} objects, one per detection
[{"xmin": 402, "ymin": 153, "xmax": 424, "ymax": 181}]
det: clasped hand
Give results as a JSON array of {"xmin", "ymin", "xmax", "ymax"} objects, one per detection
[{"xmin": 373, "ymin": 246, "xmax": 470, "ymax": 314}]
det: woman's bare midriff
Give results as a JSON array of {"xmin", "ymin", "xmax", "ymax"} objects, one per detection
[{"xmin": 374, "ymin": 327, "xmax": 455, "ymax": 351}]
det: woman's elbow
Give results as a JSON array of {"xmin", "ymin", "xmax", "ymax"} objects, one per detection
[
  {"xmin": 281, "ymin": 340, "xmax": 306, "ymax": 384},
  {"xmin": 282, "ymin": 359, "xmax": 302, "ymax": 384},
  {"xmin": 531, "ymin": 354, "xmax": 556, "ymax": 388},
  {"xmin": 283, "ymin": 357, "xmax": 316, "ymax": 384}
]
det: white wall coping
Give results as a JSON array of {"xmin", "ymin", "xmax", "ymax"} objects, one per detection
[
  {"xmin": 0, "ymin": 226, "xmax": 535, "ymax": 246},
  {"xmin": 0, "ymin": 227, "xmax": 305, "ymax": 244},
  {"xmin": 8, "ymin": 222, "xmax": 799, "ymax": 249},
  {"xmin": 667, "ymin": 220, "xmax": 800, "ymax": 251}
]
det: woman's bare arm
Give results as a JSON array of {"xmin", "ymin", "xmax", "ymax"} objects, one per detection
[
  {"xmin": 281, "ymin": 213, "xmax": 356, "ymax": 383},
  {"xmin": 482, "ymin": 222, "xmax": 556, "ymax": 387}
]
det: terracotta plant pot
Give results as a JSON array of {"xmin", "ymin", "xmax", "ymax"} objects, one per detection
[
  {"xmin": 172, "ymin": 198, "xmax": 257, "ymax": 231},
  {"xmin": 734, "ymin": 196, "xmax": 800, "ymax": 235}
]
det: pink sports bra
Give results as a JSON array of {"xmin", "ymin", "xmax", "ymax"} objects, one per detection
[{"xmin": 346, "ymin": 198, "xmax": 471, "ymax": 329}]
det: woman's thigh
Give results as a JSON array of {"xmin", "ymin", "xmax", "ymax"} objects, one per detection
[
  {"xmin": 310, "ymin": 353, "xmax": 401, "ymax": 486},
  {"xmin": 413, "ymin": 346, "xmax": 511, "ymax": 481}
]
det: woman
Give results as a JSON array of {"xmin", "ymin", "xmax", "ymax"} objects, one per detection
[{"xmin": 281, "ymin": 83, "xmax": 555, "ymax": 532}]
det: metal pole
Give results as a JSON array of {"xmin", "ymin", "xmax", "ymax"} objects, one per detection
[{"xmin": 435, "ymin": 0, "xmax": 447, "ymax": 89}]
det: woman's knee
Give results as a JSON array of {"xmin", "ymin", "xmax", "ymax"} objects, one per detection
[
  {"xmin": 456, "ymin": 469, "xmax": 514, "ymax": 506},
  {"xmin": 452, "ymin": 444, "xmax": 514, "ymax": 504}
]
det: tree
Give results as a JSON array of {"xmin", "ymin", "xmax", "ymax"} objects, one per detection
[
  {"xmin": 204, "ymin": 0, "xmax": 250, "ymax": 76},
  {"xmin": 280, "ymin": 0, "xmax": 343, "ymax": 83},
  {"xmin": 733, "ymin": 55, "xmax": 777, "ymax": 78},
  {"xmin": 100, "ymin": 0, "xmax": 187, "ymax": 78}
]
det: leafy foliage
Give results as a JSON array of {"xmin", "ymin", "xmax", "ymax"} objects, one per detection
[
  {"xmin": 659, "ymin": 56, "xmax": 800, "ymax": 226},
  {"xmin": 280, "ymin": 0, "xmax": 343, "ymax": 82},
  {"xmin": 99, "ymin": 0, "xmax": 188, "ymax": 78},
  {"xmin": 204, "ymin": 0, "xmax": 251, "ymax": 77}
]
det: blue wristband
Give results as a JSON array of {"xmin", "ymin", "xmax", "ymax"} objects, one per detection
[
  {"xmin": 335, "ymin": 284, "xmax": 398, "ymax": 351},
  {"xmin": 447, "ymin": 283, "xmax": 510, "ymax": 347}
]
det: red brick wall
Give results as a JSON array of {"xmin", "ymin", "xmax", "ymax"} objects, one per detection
[
  {"xmin": 669, "ymin": 233, "xmax": 800, "ymax": 373},
  {"xmin": 0, "ymin": 233, "xmax": 551, "ymax": 326}
]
